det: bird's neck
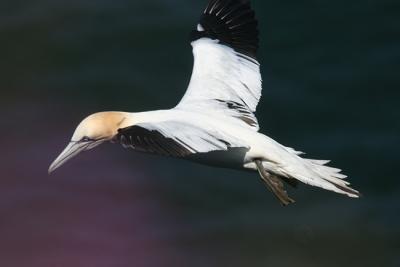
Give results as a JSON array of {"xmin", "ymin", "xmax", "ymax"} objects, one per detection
[
  {"xmin": 87, "ymin": 111, "xmax": 132, "ymax": 138},
  {"xmin": 98, "ymin": 111, "xmax": 151, "ymax": 132},
  {"xmin": 114, "ymin": 112, "xmax": 138, "ymax": 129}
]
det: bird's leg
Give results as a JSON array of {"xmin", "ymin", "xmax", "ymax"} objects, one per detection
[{"xmin": 254, "ymin": 160, "xmax": 295, "ymax": 206}]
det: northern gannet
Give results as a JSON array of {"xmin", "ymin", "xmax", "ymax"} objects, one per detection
[{"xmin": 49, "ymin": 0, "xmax": 360, "ymax": 205}]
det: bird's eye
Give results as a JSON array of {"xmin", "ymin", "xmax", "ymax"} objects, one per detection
[{"xmin": 81, "ymin": 136, "xmax": 92, "ymax": 142}]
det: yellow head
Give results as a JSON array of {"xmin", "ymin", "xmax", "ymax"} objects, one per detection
[{"xmin": 49, "ymin": 112, "xmax": 127, "ymax": 173}]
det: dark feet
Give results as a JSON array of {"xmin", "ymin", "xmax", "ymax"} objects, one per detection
[{"xmin": 255, "ymin": 160, "xmax": 295, "ymax": 206}]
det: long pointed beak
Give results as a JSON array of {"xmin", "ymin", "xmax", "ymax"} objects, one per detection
[{"xmin": 48, "ymin": 142, "xmax": 90, "ymax": 174}]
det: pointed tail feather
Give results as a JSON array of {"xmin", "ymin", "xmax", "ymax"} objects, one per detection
[
  {"xmin": 254, "ymin": 141, "xmax": 361, "ymax": 198},
  {"xmin": 296, "ymin": 159, "xmax": 361, "ymax": 198},
  {"xmin": 269, "ymin": 152, "xmax": 361, "ymax": 198}
]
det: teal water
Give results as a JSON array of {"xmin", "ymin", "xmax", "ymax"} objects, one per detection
[{"xmin": 0, "ymin": 0, "xmax": 399, "ymax": 266}]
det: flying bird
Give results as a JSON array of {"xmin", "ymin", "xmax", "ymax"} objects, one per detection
[{"xmin": 49, "ymin": 0, "xmax": 360, "ymax": 205}]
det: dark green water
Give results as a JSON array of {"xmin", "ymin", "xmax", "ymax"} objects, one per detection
[{"xmin": 0, "ymin": 0, "xmax": 399, "ymax": 266}]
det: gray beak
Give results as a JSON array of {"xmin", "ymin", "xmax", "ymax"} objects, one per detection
[{"xmin": 48, "ymin": 141, "xmax": 102, "ymax": 174}]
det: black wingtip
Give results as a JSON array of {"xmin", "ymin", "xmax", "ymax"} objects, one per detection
[{"xmin": 191, "ymin": 0, "xmax": 259, "ymax": 60}]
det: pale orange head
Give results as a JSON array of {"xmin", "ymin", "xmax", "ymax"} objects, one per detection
[{"xmin": 48, "ymin": 112, "xmax": 127, "ymax": 173}]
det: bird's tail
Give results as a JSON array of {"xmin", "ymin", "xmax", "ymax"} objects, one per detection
[
  {"xmin": 275, "ymin": 153, "xmax": 361, "ymax": 198},
  {"xmin": 302, "ymin": 158, "xmax": 360, "ymax": 198},
  {"xmin": 258, "ymin": 145, "xmax": 360, "ymax": 198}
]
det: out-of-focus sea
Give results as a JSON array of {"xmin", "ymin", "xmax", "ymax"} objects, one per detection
[{"xmin": 0, "ymin": 0, "xmax": 399, "ymax": 266}]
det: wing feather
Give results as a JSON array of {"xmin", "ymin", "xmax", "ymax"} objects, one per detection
[
  {"xmin": 116, "ymin": 121, "xmax": 247, "ymax": 157},
  {"xmin": 177, "ymin": 0, "xmax": 262, "ymax": 131}
]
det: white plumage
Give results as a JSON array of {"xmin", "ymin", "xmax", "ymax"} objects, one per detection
[{"xmin": 49, "ymin": 0, "xmax": 360, "ymax": 205}]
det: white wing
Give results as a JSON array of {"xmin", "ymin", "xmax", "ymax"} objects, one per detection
[
  {"xmin": 116, "ymin": 120, "xmax": 248, "ymax": 157},
  {"xmin": 176, "ymin": 0, "xmax": 262, "ymax": 131}
]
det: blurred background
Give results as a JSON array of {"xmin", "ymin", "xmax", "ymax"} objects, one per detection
[{"xmin": 0, "ymin": 0, "xmax": 399, "ymax": 266}]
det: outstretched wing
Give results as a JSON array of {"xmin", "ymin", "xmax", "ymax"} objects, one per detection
[
  {"xmin": 115, "ymin": 121, "xmax": 248, "ymax": 157},
  {"xmin": 176, "ymin": 0, "xmax": 262, "ymax": 131}
]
